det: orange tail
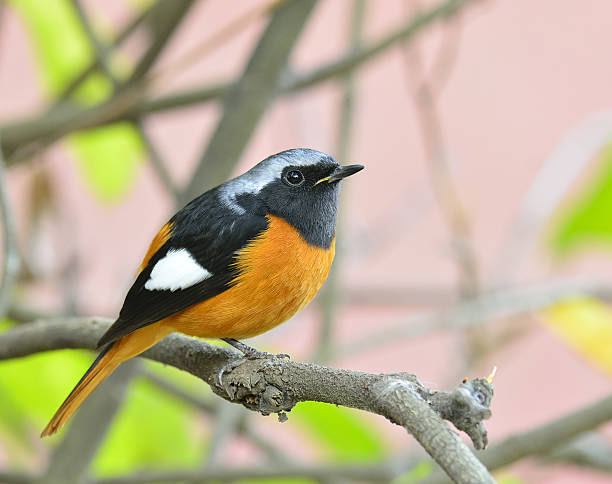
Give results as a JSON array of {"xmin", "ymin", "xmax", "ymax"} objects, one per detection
[{"xmin": 41, "ymin": 323, "xmax": 173, "ymax": 437}]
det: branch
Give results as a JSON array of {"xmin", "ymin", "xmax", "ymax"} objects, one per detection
[
  {"xmin": 93, "ymin": 462, "xmax": 403, "ymax": 484},
  {"xmin": 56, "ymin": 1, "xmax": 153, "ymax": 102},
  {"xmin": 0, "ymin": 0, "xmax": 478, "ymax": 163},
  {"xmin": 42, "ymin": 361, "xmax": 140, "ymax": 484},
  {"xmin": 125, "ymin": 0, "xmax": 195, "ymax": 83},
  {"xmin": 418, "ymin": 393, "xmax": 612, "ymax": 484},
  {"xmin": 338, "ymin": 277, "xmax": 612, "ymax": 357},
  {"xmin": 0, "ymin": 318, "xmax": 495, "ymax": 484},
  {"xmin": 546, "ymin": 432, "xmax": 612, "ymax": 472},
  {"xmin": 180, "ymin": 0, "xmax": 318, "ymax": 202},
  {"xmin": 313, "ymin": 0, "xmax": 365, "ymax": 363},
  {"xmin": 0, "ymin": 141, "xmax": 19, "ymax": 316}
]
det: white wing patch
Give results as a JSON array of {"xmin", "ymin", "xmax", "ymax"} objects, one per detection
[{"xmin": 144, "ymin": 248, "xmax": 212, "ymax": 292}]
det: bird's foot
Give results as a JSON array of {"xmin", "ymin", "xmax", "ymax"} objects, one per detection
[
  {"xmin": 221, "ymin": 338, "xmax": 290, "ymax": 360},
  {"xmin": 217, "ymin": 338, "xmax": 290, "ymax": 385}
]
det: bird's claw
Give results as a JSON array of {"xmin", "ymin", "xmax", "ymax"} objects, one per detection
[{"xmin": 216, "ymin": 351, "xmax": 291, "ymax": 386}]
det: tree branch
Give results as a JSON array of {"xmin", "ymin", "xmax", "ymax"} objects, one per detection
[
  {"xmin": 338, "ymin": 277, "xmax": 612, "ymax": 357},
  {"xmin": 41, "ymin": 360, "xmax": 140, "ymax": 484},
  {"xmin": 0, "ymin": 0, "xmax": 478, "ymax": 164},
  {"xmin": 180, "ymin": 0, "xmax": 318, "ymax": 202},
  {"xmin": 0, "ymin": 141, "xmax": 19, "ymax": 316},
  {"xmin": 0, "ymin": 318, "xmax": 495, "ymax": 484},
  {"xmin": 418, "ymin": 393, "xmax": 612, "ymax": 483}
]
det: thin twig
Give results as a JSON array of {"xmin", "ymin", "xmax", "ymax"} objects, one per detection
[
  {"xmin": 338, "ymin": 277, "xmax": 612, "ymax": 357},
  {"xmin": 42, "ymin": 361, "xmax": 141, "ymax": 484},
  {"xmin": 136, "ymin": 120, "xmax": 180, "ymax": 200},
  {"xmin": 56, "ymin": 1, "xmax": 154, "ymax": 102},
  {"xmin": 402, "ymin": 1, "xmax": 477, "ymax": 299},
  {"xmin": 418, "ymin": 393, "xmax": 612, "ymax": 483},
  {"xmin": 71, "ymin": 1, "xmax": 180, "ymax": 200},
  {"xmin": 313, "ymin": 0, "xmax": 365, "ymax": 363},
  {"xmin": 0, "ymin": 141, "xmax": 19, "ymax": 316},
  {"xmin": 150, "ymin": 0, "xmax": 289, "ymax": 88},
  {"xmin": 0, "ymin": 318, "xmax": 495, "ymax": 483},
  {"xmin": 0, "ymin": 0, "xmax": 479, "ymax": 163},
  {"xmin": 70, "ymin": 0, "xmax": 119, "ymax": 89},
  {"xmin": 180, "ymin": 0, "xmax": 318, "ymax": 202},
  {"xmin": 126, "ymin": 0, "xmax": 195, "ymax": 84},
  {"xmin": 545, "ymin": 432, "xmax": 612, "ymax": 472},
  {"xmin": 141, "ymin": 368, "xmax": 293, "ymax": 463}
]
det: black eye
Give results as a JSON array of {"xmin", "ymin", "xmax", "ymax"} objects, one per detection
[{"xmin": 285, "ymin": 170, "xmax": 304, "ymax": 186}]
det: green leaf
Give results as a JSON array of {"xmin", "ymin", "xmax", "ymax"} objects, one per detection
[
  {"xmin": 392, "ymin": 461, "xmax": 433, "ymax": 484},
  {"xmin": 71, "ymin": 123, "xmax": 144, "ymax": 201},
  {"xmin": 93, "ymin": 362, "xmax": 204, "ymax": 476},
  {"xmin": 291, "ymin": 401, "xmax": 387, "ymax": 461},
  {"xmin": 0, "ymin": 349, "xmax": 93, "ymax": 459},
  {"xmin": 9, "ymin": 0, "xmax": 144, "ymax": 202},
  {"xmin": 495, "ymin": 473, "xmax": 528, "ymax": 484},
  {"xmin": 551, "ymin": 144, "xmax": 612, "ymax": 254}
]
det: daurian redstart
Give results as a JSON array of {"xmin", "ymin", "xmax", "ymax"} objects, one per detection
[{"xmin": 42, "ymin": 148, "xmax": 363, "ymax": 436}]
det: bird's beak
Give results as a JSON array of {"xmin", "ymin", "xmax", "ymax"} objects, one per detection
[{"xmin": 315, "ymin": 164, "xmax": 364, "ymax": 185}]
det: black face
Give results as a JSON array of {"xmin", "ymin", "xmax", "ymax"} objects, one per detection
[{"xmin": 258, "ymin": 162, "xmax": 342, "ymax": 248}]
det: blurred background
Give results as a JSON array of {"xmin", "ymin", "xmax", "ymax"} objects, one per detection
[{"xmin": 0, "ymin": 0, "xmax": 611, "ymax": 483}]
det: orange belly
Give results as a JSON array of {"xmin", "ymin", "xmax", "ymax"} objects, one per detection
[{"xmin": 165, "ymin": 215, "xmax": 335, "ymax": 339}]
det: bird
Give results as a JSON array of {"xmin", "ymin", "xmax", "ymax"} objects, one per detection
[{"xmin": 42, "ymin": 148, "xmax": 363, "ymax": 437}]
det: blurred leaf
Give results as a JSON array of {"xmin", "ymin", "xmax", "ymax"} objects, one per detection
[
  {"xmin": 9, "ymin": 0, "xmax": 143, "ymax": 202},
  {"xmin": 0, "ymin": 349, "xmax": 93, "ymax": 458},
  {"xmin": 71, "ymin": 123, "xmax": 144, "ymax": 201},
  {"xmin": 392, "ymin": 461, "xmax": 432, "ymax": 484},
  {"xmin": 292, "ymin": 401, "xmax": 387, "ymax": 461},
  {"xmin": 94, "ymin": 365, "xmax": 204, "ymax": 476},
  {"xmin": 495, "ymin": 474, "xmax": 528, "ymax": 484},
  {"xmin": 551, "ymin": 145, "xmax": 612, "ymax": 255},
  {"xmin": 541, "ymin": 297, "xmax": 612, "ymax": 376}
]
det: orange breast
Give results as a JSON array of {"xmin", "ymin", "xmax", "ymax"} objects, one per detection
[{"xmin": 167, "ymin": 215, "xmax": 335, "ymax": 339}]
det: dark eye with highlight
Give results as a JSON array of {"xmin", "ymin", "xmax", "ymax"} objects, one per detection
[{"xmin": 285, "ymin": 170, "xmax": 304, "ymax": 186}]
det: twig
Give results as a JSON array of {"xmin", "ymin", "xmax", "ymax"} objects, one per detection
[
  {"xmin": 491, "ymin": 111, "xmax": 612, "ymax": 286},
  {"xmin": 125, "ymin": 0, "xmax": 195, "ymax": 84},
  {"xmin": 150, "ymin": 0, "xmax": 289, "ymax": 88},
  {"xmin": 313, "ymin": 0, "xmax": 365, "ymax": 363},
  {"xmin": 93, "ymin": 462, "xmax": 403, "ymax": 484},
  {"xmin": 0, "ymin": 318, "xmax": 495, "ymax": 484},
  {"xmin": 180, "ymin": 0, "xmax": 318, "ymax": 202},
  {"xmin": 70, "ymin": 0, "xmax": 118, "ymax": 89},
  {"xmin": 418, "ymin": 393, "xmax": 612, "ymax": 483},
  {"xmin": 0, "ymin": 471, "xmax": 32, "ymax": 484},
  {"xmin": 0, "ymin": 0, "xmax": 479, "ymax": 163},
  {"xmin": 203, "ymin": 402, "xmax": 244, "ymax": 465},
  {"xmin": 71, "ymin": 1, "xmax": 180, "ymax": 200},
  {"xmin": 338, "ymin": 277, "xmax": 612, "ymax": 357},
  {"xmin": 142, "ymin": 368, "xmax": 292, "ymax": 463},
  {"xmin": 545, "ymin": 432, "xmax": 612, "ymax": 472},
  {"xmin": 56, "ymin": 1, "xmax": 154, "ymax": 102},
  {"xmin": 0, "ymin": 141, "xmax": 19, "ymax": 316},
  {"xmin": 136, "ymin": 121, "xmax": 180, "ymax": 201},
  {"xmin": 402, "ymin": 1, "xmax": 477, "ymax": 299},
  {"xmin": 42, "ymin": 360, "xmax": 141, "ymax": 484}
]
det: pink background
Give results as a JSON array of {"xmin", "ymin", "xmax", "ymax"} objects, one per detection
[{"xmin": 1, "ymin": 1, "xmax": 611, "ymax": 482}]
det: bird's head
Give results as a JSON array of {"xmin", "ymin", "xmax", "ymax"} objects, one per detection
[{"xmin": 219, "ymin": 148, "xmax": 363, "ymax": 247}]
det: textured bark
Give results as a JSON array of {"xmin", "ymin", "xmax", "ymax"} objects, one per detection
[{"xmin": 0, "ymin": 318, "xmax": 495, "ymax": 484}]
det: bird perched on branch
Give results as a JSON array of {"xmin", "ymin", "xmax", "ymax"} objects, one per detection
[{"xmin": 42, "ymin": 148, "xmax": 363, "ymax": 436}]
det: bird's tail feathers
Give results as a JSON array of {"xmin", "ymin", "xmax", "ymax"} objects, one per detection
[{"xmin": 40, "ymin": 343, "xmax": 120, "ymax": 437}]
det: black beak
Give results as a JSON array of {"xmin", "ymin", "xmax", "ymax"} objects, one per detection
[{"xmin": 320, "ymin": 164, "xmax": 364, "ymax": 184}]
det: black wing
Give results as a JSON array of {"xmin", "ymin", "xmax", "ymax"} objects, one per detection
[{"xmin": 97, "ymin": 190, "xmax": 268, "ymax": 348}]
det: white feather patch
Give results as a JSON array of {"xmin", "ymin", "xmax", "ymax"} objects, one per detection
[{"xmin": 144, "ymin": 248, "xmax": 212, "ymax": 291}]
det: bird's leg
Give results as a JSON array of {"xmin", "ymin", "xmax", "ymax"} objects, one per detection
[
  {"xmin": 217, "ymin": 339, "xmax": 290, "ymax": 385},
  {"xmin": 221, "ymin": 338, "xmax": 290, "ymax": 360}
]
